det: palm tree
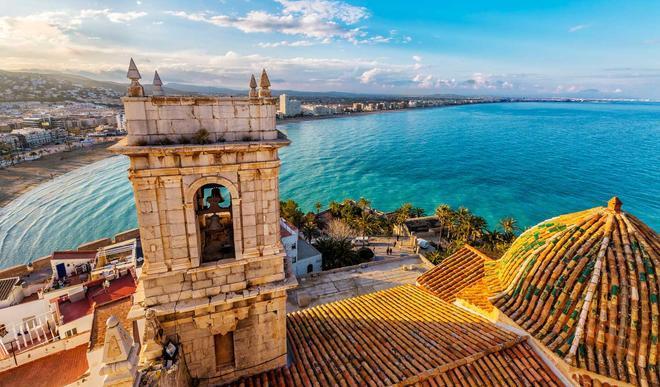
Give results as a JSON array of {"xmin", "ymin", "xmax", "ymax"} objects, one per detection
[
  {"xmin": 301, "ymin": 215, "xmax": 320, "ymax": 242},
  {"xmin": 434, "ymin": 204, "xmax": 455, "ymax": 239},
  {"xmin": 328, "ymin": 200, "xmax": 342, "ymax": 217},
  {"xmin": 498, "ymin": 217, "xmax": 519, "ymax": 242},
  {"xmin": 353, "ymin": 211, "xmax": 378, "ymax": 245},
  {"xmin": 468, "ymin": 215, "xmax": 487, "ymax": 241},
  {"xmin": 356, "ymin": 197, "xmax": 371, "ymax": 211},
  {"xmin": 314, "ymin": 201, "xmax": 323, "ymax": 214}
]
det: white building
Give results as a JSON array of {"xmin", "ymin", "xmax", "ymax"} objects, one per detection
[
  {"xmin": 279, "ymin": 94, "xmax": 302, "ymax": 117},
  {"xmin": 280, "ymin": 219, "xmax": 322, "ymax": 276},
  {"xmin": 11, "ymin": 128, "xmax": 52, "ymax": 148},
  {"xmin": 0, "ymin": 277, "xmax": 23, "ymax": 308},
  {"xmin": 50, "ymin": 250, "xmax": 96, "ymax": 281},
  {"xmin": 0, "ymin": 133, "xmax": 21, "ymax": 151},
  {"xmin": 116, "ymin": 112, "xmax": 126, "ymax": 132}
]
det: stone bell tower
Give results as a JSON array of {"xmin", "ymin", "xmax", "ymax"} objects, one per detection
[{"xmin": 112, "ymin": 59, "xmax": 296, "ymax": 385}]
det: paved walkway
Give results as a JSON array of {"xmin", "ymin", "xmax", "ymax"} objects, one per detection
[{"xmin": 287, "ymin": 255, "xmax": 430, "ymax": 313}]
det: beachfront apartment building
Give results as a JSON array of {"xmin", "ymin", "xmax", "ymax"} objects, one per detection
[
  {"xmin": 0, "ymin": 133, "xmax": 21, "ymax": 151},
  {"xmin": 10, "ymin": 128, "xmax": 52, "ymax": 148},
  {"xmin": 279, "ymin": 93, "xmax": 301, "ymax": 117}
]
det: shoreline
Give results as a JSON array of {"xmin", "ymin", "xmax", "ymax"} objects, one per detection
[{"xmin": 0, "ymin": 141, "xmax": 118, "ymax": 208}]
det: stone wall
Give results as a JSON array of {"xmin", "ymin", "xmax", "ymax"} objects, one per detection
[
  {"xmin": 160, "ymin": 291, "xmax": 287, "ymax": 385},
  {"xmin": 123, "ymin": 96, "xmax": 277, "ymax": 146},
  {"xmin": 122, "ymin": 146, "xmax": 285, "ymax": 275},
  {"xmin": 114, "ymin": 90, "xmax": 294, "ymax": 384}
]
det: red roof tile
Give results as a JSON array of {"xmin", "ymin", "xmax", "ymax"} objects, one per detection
[
  {"xmin": 89, "ymin": 297, "xmax": 134, "ymax": 351},
  {"xmin": 0, "ymin": 344, "xmax": 89, "ymax": 387},
  {"xmin": 417, "ymin": 245, "xmax": 499, "ymax": 310},
  {"xmin": 229, "ymin": 285, "xmax": 562, "ymax": 386}
]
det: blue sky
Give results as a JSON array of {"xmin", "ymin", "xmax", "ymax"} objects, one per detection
[{"xmin": 1, "ymin": 0, "xmax": 659, "ymax": 97}]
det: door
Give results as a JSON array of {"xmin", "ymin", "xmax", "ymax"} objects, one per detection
[{"xmin": 56, "ymin": 263, "xmax": 66, "ymax": 279}]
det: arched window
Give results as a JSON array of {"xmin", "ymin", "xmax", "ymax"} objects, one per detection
[
  {"xmin": 306, "ymin": 264, "xmax": 314, "ymax": 274},
  {"xmin": 195, "ymin": 183, "xmax": 234, "ymax": 263}
]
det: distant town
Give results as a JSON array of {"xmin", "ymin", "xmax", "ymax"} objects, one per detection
[{"xmin": 0, "ymin": 71, "xmax": 649, "ymax": 168}]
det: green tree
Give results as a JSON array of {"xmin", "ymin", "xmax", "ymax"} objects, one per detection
[
  {"xmin": 425, "ymin": 250, "xmax": 444, "ymax": 265},
  {"xmin": 393, "ymin": 203, "xmax": 413, "ymax": 229},
  {"xmin": 468, "ymin": 214, "xmax": 487, "ymax": 241},
  {"xmin": 314, "ymin": 201, "xmax": 323, "ymax": 214},
  {"xmin": 280, "ymin": 199, "xmax": 304, "ymax": 227},
  {"xmin": 356, "ymin": 197, "xmax": 371, "ymax": 210},
  {"xmin": 328, "ymin": 200, "xmax": 342, "ymax": 217},
  {"xmin": 352, "ymin": 211, "xmax": 380, "ymax": 244},
  {"xmin": 300, "ymin": 213, "xmax": 321, "ymax": 242},
  {"xmin": 434, "ymin": 204, "xmax": 455, "ymax": 239},
  {"xmin": 498, "ymin": 217, "xmax": 519, "ymax": 242},
  {"xmin": 314, "ymin": 237, "xmax": 360, "ymax": 270}
]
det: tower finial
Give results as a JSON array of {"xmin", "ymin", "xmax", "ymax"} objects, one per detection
[
  {"xmin": 258, "ymin": 68, "xmax": 271, "ymax": 97},
  {"xmin": 608, "ymin": 196, "xmax": 622, "ymax": 213},
  {"xmin": 126, "ymin": 58, "xmax": 144, "ymax": 97},
  {"xmin": 152, "ymin": 70, "xmax": 164, "ymax": 96},
  {"xmin": 249, "ymin": 74, "xmax": 258, "ymax": 98}
]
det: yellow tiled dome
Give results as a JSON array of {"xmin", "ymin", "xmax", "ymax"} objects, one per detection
[{"xmin": 492, "ymin": 197, "xmax": 660, "ymax": 386}]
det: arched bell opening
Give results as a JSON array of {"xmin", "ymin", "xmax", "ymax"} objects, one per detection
[{"xmin": 195, "ymin": 183, "xmax": 235, "ymax": 263}]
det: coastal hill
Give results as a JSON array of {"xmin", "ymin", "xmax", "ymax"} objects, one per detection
[{"xmin": 0, "ymin": 69, "xmax": 488, "ymax": 104}]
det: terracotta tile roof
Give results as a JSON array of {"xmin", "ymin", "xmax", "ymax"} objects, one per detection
[
  {"xmin": 0, "ymin": 276, "xmax": 19, "ymax": 301},
  {"xmin": 417, "ymin": 245, "xmax": 500, "ymax": 311},
  {"xmin": 0, "ymin": 344, "xmax": 88, "ymax": 387},
  {"xmin": 229, "ymin": 285, "xmax": 562, "ymax": 386},
  {"xmin": 492, "ymin": 197, "xmax": 660, "ymax": 386},
  {"xmin": 51, "ymin": 250, "xmax": 97, "ymax": 260},
  {"xmin": 89, "ymin": 296, "xmax": 133, "ymax": 351}
]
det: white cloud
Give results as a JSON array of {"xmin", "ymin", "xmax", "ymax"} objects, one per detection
[
  {"xmin": 568, "ymin": 24, "xmax": 589, "ymax": 33},
  {"xmin": 79, "ymin": 9, "xmax": 147, "ymax": 24},
  {"xmin": 277, "ymin": 0, "xmax": 368, "ymax": 24},
  {"xmin": 166, "ymin": 0, "xmax": 383, "ymax": 45},
  {"xmin": 258, "ymin": 39, "xmax": 326, "ymax": 48},
  {"xmin": 412, "ymin": 55, "xmax": 422, "ymax": 62},
  {"xmin": 0, "ymin": 9, "xmax": 147, "ymax": 71}
]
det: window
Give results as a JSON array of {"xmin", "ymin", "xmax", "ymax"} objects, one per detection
[
  {"xmin": 307, "ymin": 264, "xmax": 314, "ymax": 273},
  {"xmin": 195, "ymin": 184, "xmax": 234, "ymax": 263},
  {"xmin": 65, "ymin": 327, "xmax": 78, "ymax": 338},
  {"xmin": 214, "ymin": 332, "xmax": 235, "ymax": 368}
]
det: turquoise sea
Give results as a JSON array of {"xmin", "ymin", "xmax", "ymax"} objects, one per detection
[{"xmin": 0, "ymin": 102, "xmax": 658, "ymax": 268}]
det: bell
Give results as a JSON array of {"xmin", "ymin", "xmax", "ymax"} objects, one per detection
[
  {"xmin": 207, "ymin": 187, "xmax": 224, "ymax": 212},
  {"xmin": 206, "ymin": 214, "xmax": 222, "ymax": 231},
  {"xmin": 210, "ymin": 187, "xmax": 224, "ymax": 202}
]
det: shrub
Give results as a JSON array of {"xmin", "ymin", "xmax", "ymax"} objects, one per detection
[
  {"xmin": 178, "ymin": 136, "xmax": 191, "ymax": 144},
  {"xmin": 192, "ymin": 128, "xmax": 211, "ymax": 144},
  {"xmin": 356, "ymin": 247, "xmax": 374, "ymax": 261}
]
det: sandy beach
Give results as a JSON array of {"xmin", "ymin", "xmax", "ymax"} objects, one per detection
[{"xmin": 0, "ymin": 141, "xmax": 117, "ymax": 208}]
